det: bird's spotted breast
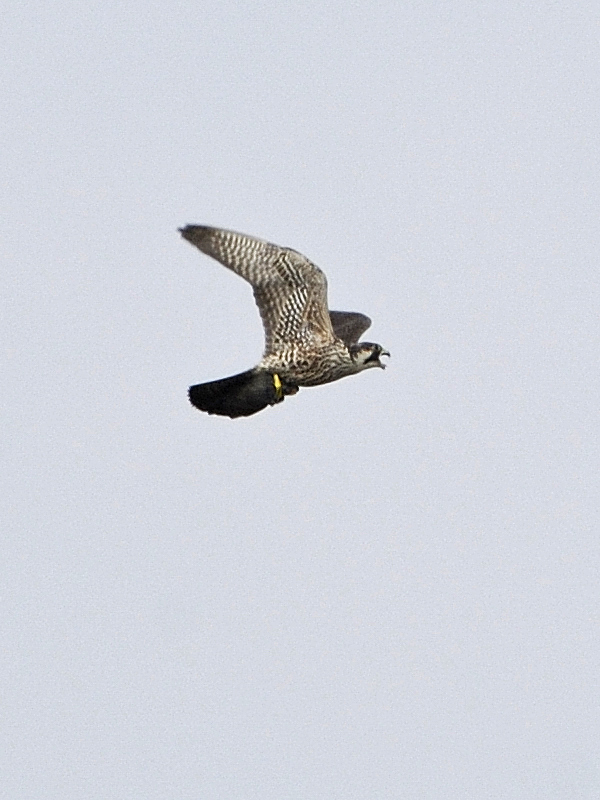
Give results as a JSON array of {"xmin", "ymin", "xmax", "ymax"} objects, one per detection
[{"xmin": 259, "ymin": 340, "xmax": 356, "ymax": 387}]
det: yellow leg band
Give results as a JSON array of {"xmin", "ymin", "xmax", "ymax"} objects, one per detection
[{"xmin": 272, "ymin": 373, "xmax": 283, "ymax": 400}]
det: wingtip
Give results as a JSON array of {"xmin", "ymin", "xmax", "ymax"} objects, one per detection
[
  {"xmin": 179, "ymin": 224, "xmax": 198, "ymax": 237},
  {"xmin": 179, "ymin": 225, "xmax": 215, "ymax": 250}
]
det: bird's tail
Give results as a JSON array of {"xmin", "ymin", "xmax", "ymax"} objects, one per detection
[{"xmin": 188, "ymin": 370, "xmax": 288, "ymax": 418}]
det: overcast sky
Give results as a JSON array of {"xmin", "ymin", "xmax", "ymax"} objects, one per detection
[{"xmin": 3, "ymin": 2, "xmax": 599, "ymax": 798}]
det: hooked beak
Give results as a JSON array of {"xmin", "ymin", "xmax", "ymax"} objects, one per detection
[{"xmin": 380, "ymin": 348, "xmax": 390, "ymax": 368}]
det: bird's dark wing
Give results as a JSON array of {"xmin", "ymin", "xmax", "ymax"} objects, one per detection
[
  {"xmin": 180, "ymin": 225, "xmax": 335, "ymax": 355},
  {"xmin": 329, "ymin": 311, "xmax": 372, "ymax": 345},
  {"xmin": 188, "ymin": 370, "xmax": 285, "ymax": 418}
]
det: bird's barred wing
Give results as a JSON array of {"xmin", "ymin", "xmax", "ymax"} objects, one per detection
[
  {"xmin": 180, "ymin": 225, "xmax": 334, "ymax": 354},
  {"xmin": 329, "ymin": 311, "xmax": 372, "ymax": 345}
]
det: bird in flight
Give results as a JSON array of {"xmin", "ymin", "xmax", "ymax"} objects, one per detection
[{"xmin": 180, "ymin": 225, "xmax": 389, "ymax": 418}]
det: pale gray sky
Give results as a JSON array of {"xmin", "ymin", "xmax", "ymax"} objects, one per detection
[{"xmin": 3, "ymin": 2, "xmax": 599, "ymax": 798}]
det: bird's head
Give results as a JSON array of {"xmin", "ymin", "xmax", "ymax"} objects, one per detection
[{"xmin": 349, "ymin": 342, "xmax": 390, "ymax": 372}]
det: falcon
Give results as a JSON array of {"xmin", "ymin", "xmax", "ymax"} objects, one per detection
[{"xmin": 181, "ymin": 225, "xmax": 389, "ymax": 418}]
